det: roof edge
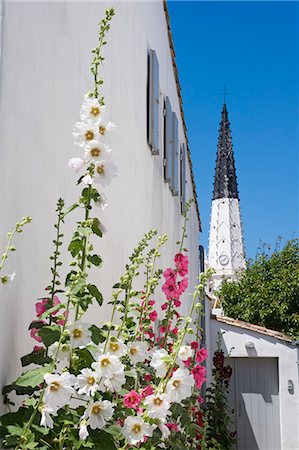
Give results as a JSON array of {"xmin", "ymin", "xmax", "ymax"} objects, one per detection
[
  {"xmin": 212, "ymin": 314, "xmax": 293, "ymax": 343},
  {"xmin": 163, "ymin": 1, "xmax": 202, "ymax": 231}
]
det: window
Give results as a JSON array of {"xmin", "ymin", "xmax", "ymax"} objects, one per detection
[
  {"xmin": 180, "ymin": 143, "xmax": 186, "ymax": 213},
  {"xmin": 164, "ymin": 96, "xmax": 173, "ymax": 184},
  {"xmin": 172, "ymin": 112, "xmax": 179, "ymax": 196},
  {"xmin": 148, "ymin": 49, "xmax": 159, "ymax": 155}
]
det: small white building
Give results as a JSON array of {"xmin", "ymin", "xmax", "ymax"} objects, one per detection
[
  {"xmin": 0, "ymin": 1, "xmax": 201, "ymax": 399},
  {"xmin": 206, "ymin": 105, "xmax": 299, "ymax": 449}
]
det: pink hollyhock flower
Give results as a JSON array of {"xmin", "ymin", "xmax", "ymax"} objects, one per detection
[
  {"xmin": 35, "ymin": 295, "xmax": 60, "ymax": 318},
  {"xmin": 198, "ymin": 396, "xmax": 204, "ymax": 404},
  {"xmin": 172, "ymin": 327, "xmax": 178, "ymax": 335},
  {"xmin": 178, "ymin": 277, "xmax": 188, "ymax": 295},
  {"xmin": 173, "ymin": 299, "xmax": 181, "ymax": 307},
  {"xmin": 163, "ymin": 268, "xmax": 177, "ymax": 282},
  {"xmin": 166, "ymin": 423, "xmax": 179, "ymax": 432},
  {"xmin": 192, "ymin": 365, "xmax": 207, "ymax": 389},
  {"xmin": 159, "ymin": 326, "xmax": 166, "ymax": 334},
  {"xmin": 144, "ymin": 374, "xmax": 152, "ymax": 382},
  {"xmin": 148, "ymin": 300, "xmax": 155, "ymax": 307},
  {"xmin": 162, "ymin": 281, "xmax": 180, "ymax": 300},
  {"xmin": 161, "ymin": 303, "xmax": 168, "ymax": 311},
  {"xmin": 149, "ymin": 310, "xmax": 158, "ymax": 322},
  {"xmin": 30, "ymin": 328, "xmax": 43, "ymax": 343},
  {"xmin": 124, "ymin": 390, "xmax": 141, "ymax": 409},
  {"xmin": 196, "ymin": 347, "xmax": 208, "ymax": 363},
  {"xmin": 191, "ymin": 341, "xmax": 199, "ymax": 350},
  {"xmin": 174, "ymin": 311, "xmax": 181, "ymax": 318},
  {"xmin": 183, "ymin": 357, "xmax": 191, "ymax": 368},
  {"xmin": 140, "ymin": 385, "xmax": 154, "ymax": 399},
  {"xmin": 174, "ymin": 253, "xmax": 189, "ymax": 276}
]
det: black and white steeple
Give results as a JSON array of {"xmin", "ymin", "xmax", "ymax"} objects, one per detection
[{"xmin": 208, "ymin": 103, "xmax": 245, "ymax": 290}]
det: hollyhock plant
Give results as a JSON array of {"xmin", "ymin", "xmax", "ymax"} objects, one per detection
[{"xmin": 0, "ymin": 9, "xmax": 214, "ymax": 450}]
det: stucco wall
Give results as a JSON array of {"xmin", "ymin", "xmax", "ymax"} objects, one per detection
[
  {"xmin": 0, "ymin": 2, "xmax": 200, "ymax": 401},
  {"xmin": 210, "ymin": 319, "xmax": 299, "ymax": 450}
]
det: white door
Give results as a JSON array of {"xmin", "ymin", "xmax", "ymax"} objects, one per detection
[{"xmin": 228, "ymin": 357, "xmax": 281, "ymax": 450}]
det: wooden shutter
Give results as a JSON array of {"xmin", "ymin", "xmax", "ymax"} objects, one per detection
[
  {"xmin": 164, "ymin": 96, "xmax": 173, "ymax": 184},
  {"xmin": 172, "ymin": 112, "xmax": 179, "ymax": 196},
  {"xmin": 180, "ymin": 143, "xmax": 186, "ymax": 213},
  {"xmin": 148, "ymin": 49, "xmax": 159, "ymax": 155}
]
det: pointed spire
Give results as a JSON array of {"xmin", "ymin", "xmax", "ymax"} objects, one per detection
[{"xmin": 213, "ymin": 103, "xmax": 239, "ymax": 200}]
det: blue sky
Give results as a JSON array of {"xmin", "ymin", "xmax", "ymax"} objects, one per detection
[{"xmin": 168, "ymin": 1, "xmax": 299, "ymax": 259}]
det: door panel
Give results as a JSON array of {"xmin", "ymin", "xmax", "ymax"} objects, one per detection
[{"xmin": 228, "ymin": 358, "xmax": 281, "ymax": 450}]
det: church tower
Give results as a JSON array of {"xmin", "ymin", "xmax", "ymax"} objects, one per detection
[{"xmin": 208, "ymin": 103, "xmax": 245, "ymax": 291}]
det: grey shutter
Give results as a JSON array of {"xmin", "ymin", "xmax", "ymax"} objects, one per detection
[
  {"xmin": 164, "ymin": 97, "xmax": 173, "ymax": 184},
  {"xmin": 172, "ymin": 112, "xmax": 179, "ymax": 196},
  {"xmin": 148, "ymin": 50, "xmax": 159, "ymax": 155},
  {"xmin": 180, "ymin": 143, "xmax": 186, "ymax": 213}
]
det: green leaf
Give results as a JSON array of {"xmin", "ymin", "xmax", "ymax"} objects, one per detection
[
  {"xmin": 90, "ymin": 324, "xmax": 105, "ymax": 344},
  {"xmin": 92, "ymin": 218, "xmax": 103, "ymax": 237},
  {"xmin": 78, "ymin": 226, "xmax": 92, "ymax": 237},
  {"xmin": 38, "ymin": 325, "xmax": 61, "ymax": 347},
  {"xmin": 15, "ymin": 365, "xmax": 51, "ymax": 388},
  {"xmin": 68, "ymin": 239, "xmax": 83, "ymax": 257},
  {"xmin": 87, "ymin": 254, "xmax": 102, "ymax": 267},
  {"xmin": 89, "ymin": 430, "xmax": 117, "ymax": 450},
  {"xmin": 28, "ymin": 320, "xmax": 45, "ymax": 330},
  {"xmin": 21, "ymin": 349, "xmax": 51, "ymax": 367},
  {"xmin": 7, "ymin": 424, "xmax": 24, "ymax": 436},
  {"xmin": 87, "ymin": 284, "xmax": 103, "ymax": 306}
]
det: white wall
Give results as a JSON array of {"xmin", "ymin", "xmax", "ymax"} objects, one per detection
[
  {"xmin": 0, "ymin": 2, "xmax": 200, "ymax": 399},
  {"xmin": 210, "ymin": 319, "xmax": 299, "ymax": 450}
]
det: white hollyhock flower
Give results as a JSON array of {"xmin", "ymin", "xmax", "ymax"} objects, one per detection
[
  {"xmin": 178, "ymin": 345, "xmax": 193, "ymax": 361},
  {"xmin": 98, "ymin": 338, "xmax": 127, "ymax": 358},
  {"xmin": 100, "ymin": 368, "xmax": 126, "ymax": 393},
  {"xmin": 80, "ymin": 96, "xmax": 105, "ymax": 123},
  {"xmin": 144, "ymin": 393, "xmax": 171, "ymax": 420},
  {"xmin": 44, "ymin": 372, "xmax": 76, "ymax": 410},
  {"xmin": 94, "ymin": 157, "xmax": 118, "ymax": 186},
  {"xmin": 40, "ymin": 405, "xmax": 55, "ymax": 428},
  {"xmin": 79, "ymin": 422, "xmax": 89, "ymax": 440},
  {"xmin": 84, "ymin": 400, "xmax": 114, "ymax": 430},
  {"xmin": 69, "ymin": 321, "xmax": 92, "ymax": 348},
  {"xmin": 84, "ymin": 140, "xmax": 111, "ymax": 163},
  {"xmin": 97, "ymin": 119, "xmax": 116, "ymax": 144},
  {"xmin": 73, "ymin": 120, "xmax": 100, "ymax": 147},
  {"xmin": 166, "ymin": 368, "xmax": 194, "ymax": 403},
  {"xmin": 76, "ymin": 368, "xmax": 99, "ymax": 396},
  {"xmin": 95, "ymin": 192, "xmax": 108, "ymax": 211},
  {"xmin": 68, "ymin": 157, "xmax": 85, "ymax": 173},
  {"xmin": 122, "ymin": 416, "xmax": 155, "ymax": 445},
  {"xmin": 91, "ymin": 354, "xmax": 123, "ymax": 378},
  {"xmin": 127, "ymin": 341, "xmax": 149, "ymax": 364},
  {"xmin": 150, "ymin": 349, "xmax": 169, "ymax": 378},
  {"xmin": 82, "ymin": 173, "xmax": 93, "ymax": 185},
  {"xmin": 48, "ymin": 342, "xmax": 71, "ymax": 367}
]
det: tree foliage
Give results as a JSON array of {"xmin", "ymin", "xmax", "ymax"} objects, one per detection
[{"xmin": 218, "ymin": 239, "xmax": 299, "ymax": 339}]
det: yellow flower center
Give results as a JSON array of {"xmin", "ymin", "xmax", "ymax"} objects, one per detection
[
  {"xmin": 85, "ymin": 130, "xmax": 94, "ymax": 141},
  {"xmin": 100, "ymin": 358, "xmax": 110, "ymax": 367},
  {"xmin": 99, "ymin": 125, "xmax": 106, "ymax": 135},
  {"xmin": 96, "ymin": 164, "xmax": 105, "ymax": 175},
  {"xmin": 73, "ymin": 328, "xmax": 82, "ymax": 339},
  {"xmin": 90, "ymin": 147, "xmax": 101, "ymax": 157},
  {"xmin": 91, "ymin": 405, "xmax": 103, "ymax": 415},
  {"xmin": 87, "ymin": 376, "xmax": 95, "ymax": 385},
  {"xmin": 109, "ymin": 342, "xmax": 119, "ymax": 352},
  {"xmin": 90, "ymin": 106, "xmax": 100, "ymax": 117},
  {"xmin": 173, "ymin": 380, "xmax": 181, "ymax": 389},
  {"xmin": 130, "ymin": 348, "xmax": 137, "ymax": 355},
  {"xmin": 153, "ymin": 397, "xmax": 163, "ymax": 406},
  {"xmin": 50, "ymin": 381, "xmax": 60, "ymax": 392},
  {"xmin": 132, "ymin": 424, "xmax": 141, "ymax": 434}
]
